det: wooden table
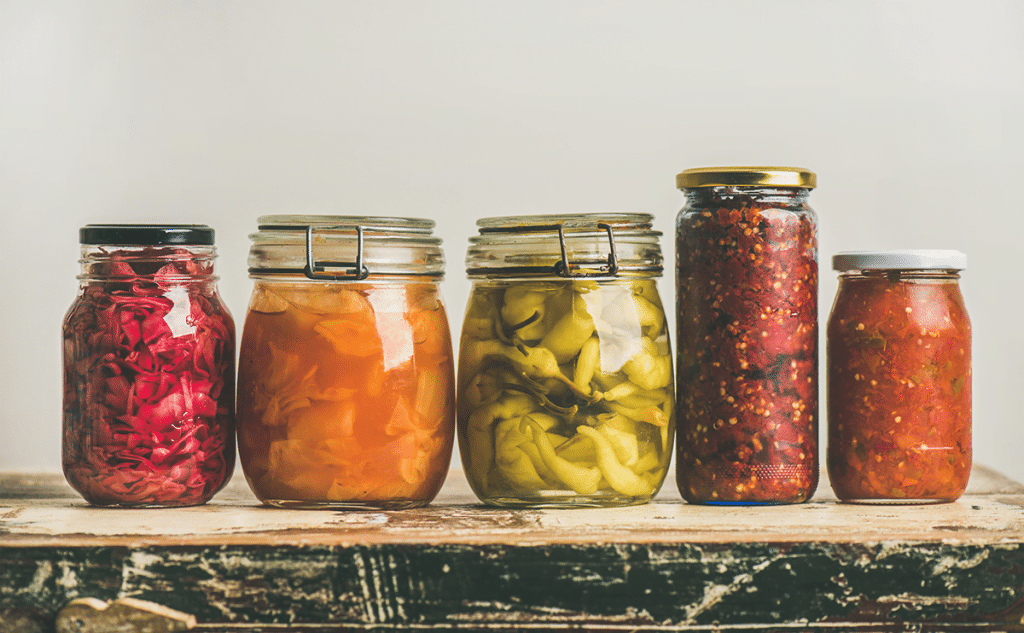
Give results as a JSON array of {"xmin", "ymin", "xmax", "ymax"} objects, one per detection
[{"xmin": 2, "ymin": 466, "xmax": 1023, "ymax": 632}]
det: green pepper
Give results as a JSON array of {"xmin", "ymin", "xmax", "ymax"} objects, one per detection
[
  {"xmin": 521, "ymin": 417, "xmax": 601, "ymax": 494},
  {"xmin": 555, "ymin": 433, "xmax": 597, "ymax": 463},
  {"xmin": 462, "ymin": 339, "xmax": 562, "ymax": 380},
  {"xmin": 541, "ymin": 294, "xmax": 595, "ymax": 363},
  {"xmin": 622, "ymin": 337, "xmax": 671, "ymax": 390},
  {"xmin": 501, "ymin": 287, "xmax": 549, "ymax": 341},
  {"xmin": 576, "ymin": 426, "xmax": 653, "ymax": 496},
  {"xmin": 573, "ymin": 336, "xmax": 600, "ymax": 394},
  {"xmin": 465, "ymin": 394, "xmax": 534, "ymax": 489},
  {"xmin": 463, "ymin": 371, "xmax": 501, "ymax": 409},
  {"xmin": 494, "ymin": 416, "xmax": 547, "ymax": 489},
  {"xmin": 632, "ymin": 295, "xmax": 664, "ymax": 338},
  {"xmin": 632, "ymin": 447, "xmax": 660, "ymax": 474},
  {"xmin": 597, "ymin": 422, "xmax": 639, "ymax": 468}
]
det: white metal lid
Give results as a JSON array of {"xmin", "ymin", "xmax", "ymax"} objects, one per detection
[{"xmin": 832, "ymin": 250, "xmax": 966, "ymax": 272}]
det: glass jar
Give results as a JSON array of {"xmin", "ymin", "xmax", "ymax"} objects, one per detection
[
  {"xmin": 827, "ymin": 250, "xmax": 971, "ymax": 503},
  {"xmin": 62, "ymin": 224, "xmax": 235, "ymax": 507},
  {"xmin": 459, "ymin": 213, "xmax": 674, "ymax": 507},
  {"xmin": 675, "ymin": 167, "xmax": 819, "ymax": 505},
  {"xmin": 237, "ymin": 216, "xmax": 455, "ymax": 509}
]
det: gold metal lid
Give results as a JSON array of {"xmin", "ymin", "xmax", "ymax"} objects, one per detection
[{"xmin": 676, "ymin": 166, "xmax": 816, "ymax": 189}]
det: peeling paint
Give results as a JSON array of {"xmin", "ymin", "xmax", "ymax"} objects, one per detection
[
  {"xmin": 3, "ymin": 469, "xmax": 1024, "ymax": 629},
  {"xmin": 25, "ymin": 560, "xmax": 51, "ymax": 595}
]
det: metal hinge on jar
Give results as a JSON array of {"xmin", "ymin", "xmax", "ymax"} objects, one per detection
[{"xmin": 56, "ymin": 598, "xmax": 197, "ymax": 633}]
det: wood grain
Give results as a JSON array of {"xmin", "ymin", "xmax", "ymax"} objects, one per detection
[{"xmin": 2, "ymin": 467, "xmax": 1023, "ymax": 631}]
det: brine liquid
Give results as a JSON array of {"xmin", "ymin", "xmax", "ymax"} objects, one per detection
[{"xmin": 237, "ymin": 281, "xmax": 455, "ymax": 508}]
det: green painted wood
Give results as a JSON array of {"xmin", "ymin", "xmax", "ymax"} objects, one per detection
[
  {"xmin": 3, "ymin": 541, "xmax": 1023, "ymax": 630},
  {"xmin": 3, "ymin": 468, "xmax": 1024, "ymax": 631}
]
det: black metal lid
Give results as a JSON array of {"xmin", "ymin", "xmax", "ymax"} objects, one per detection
[{"xmin": 79, "ymin": 224, "xmax": 215, "ymax": 246}]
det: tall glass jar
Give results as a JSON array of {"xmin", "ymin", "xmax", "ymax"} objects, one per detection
[
  {"xmin": 827, "ymin": 250, "xmax": 971, "ymax": 503},
  {"xmin": 62, "ymin": 224, "xmax": 235, "ymax": 507},
  {"xmin": 675, "ymin": 167, "xmax": 819, "ymax": 505},
  {"xmin": 237, "ymin": 216, "xmax": 455, "ymax": 509},
  {"xmin": 459, "ymin": 214, "xmax": 674, "ymax": 507}
]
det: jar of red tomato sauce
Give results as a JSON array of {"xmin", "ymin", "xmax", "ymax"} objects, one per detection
[
  {"xmin": 237, "ymin": 216, "xmax": 456, "ymax": 509},
  {"xmin": 63, "ymin": 224, "xmax": 236, "ymax": 507},
  {"xmin": 827, "ymin": 250, "xmax": 971, "ymax": 503},
  {"xmin": 675, "ymin": 167, "xmax": 818, "ymax": 505}
]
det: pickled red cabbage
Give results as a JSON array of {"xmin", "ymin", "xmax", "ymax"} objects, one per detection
[{"xmin": 62, "ymin": 249, "xmax": 235, "ymax": 506}]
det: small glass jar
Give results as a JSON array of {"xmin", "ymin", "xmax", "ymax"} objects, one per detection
[
  {"xmin": 675, "ymin": 167, "xmax": 819, "ymax": 505},
  {"xmin": 827, "ymin": 250, "xmax": 972, "ymax": 503},
  {"xmin": 237, "ymin": 216, "xmax": 455, "ymax": 509},
  {"xmin": 458, "ymin": 214, "xmax": 674, "ymax": 507},
  {"xmin": 62, "ymin": 224, "xmax": 236, "ymax": 507}
]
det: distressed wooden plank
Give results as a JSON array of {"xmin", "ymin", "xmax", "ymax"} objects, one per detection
[
  {"xmin": 2, "ymin": 467, "xmax": 1024, "ymax": 631},
  {"xmin": 2, "ymin": 467, "xmax": 1023, "ymax": 547},
  {"xmin": 2, "ymin": 541, "xmax": 1023, "ymax": 630}
]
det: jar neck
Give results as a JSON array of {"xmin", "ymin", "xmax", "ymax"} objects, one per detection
[
  {"xmin": 466, "ymin": 213, "xmax": 663, "ymax": 279},
  {"xmin": 248, "ymin": 217, "xmax": 445, "ymax": 279},
  {"xmin": 683, "ymin": 186, "xmax": 810, "ymax": 207},
  {"xmin": 79, "ymin": 244, "xmax": 218, "ymax": 283}
]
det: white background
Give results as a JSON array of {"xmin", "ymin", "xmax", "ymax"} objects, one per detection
[{"xmin": 2, "ymin": 1, "xmax": 1022, "ymax": 489}]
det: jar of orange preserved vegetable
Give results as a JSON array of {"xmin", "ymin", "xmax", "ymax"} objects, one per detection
[
  {"xmin": 237, "ymin": 216, "xmax": 456, "ymax": 509},
  {"xmin": 827, "ymin": 250, "xmax": 971, "ymax": 504}
]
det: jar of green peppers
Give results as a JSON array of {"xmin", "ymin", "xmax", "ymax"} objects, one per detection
[{"xmin": 458, "ymin": 214, "xmax": 674, "ymax": 507}]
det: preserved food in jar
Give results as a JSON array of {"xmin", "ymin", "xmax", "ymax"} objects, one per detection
[
  {"xmin": 62, "ymin": 224, "xmax": 235, "ymax": 507},
  {"xmin": 675, "ymin": 167, "xmax": 818, "ymax": 505},
  {"xmin": 459, "ymin": 214, "xmax": 674, "ymax": 507},
  {"xmin": 237, "ymin": 216, "xmax": 455, "ymax": 509},
  {"xmin": 827, "ymin": 250, "xmax": 971, "ymax": 503}
]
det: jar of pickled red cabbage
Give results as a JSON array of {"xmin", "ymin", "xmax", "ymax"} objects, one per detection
[
  {"xmin": 459, "ymin": 214, "xmax": 674, "ymax": 507},
  {"xmin": 62, "ymin": 224, "xmax": 236, "ymax": 507},
  {"xmin": 675, "ymin": 167, "xmax": 819, "ymax": 505},
  {"xmin": 827, "ymin": 250, "xmax": 972, "ymax": 503},
  {"xmin": 237, "ymin": 216, "xmax": 455, "ymax": 509}
]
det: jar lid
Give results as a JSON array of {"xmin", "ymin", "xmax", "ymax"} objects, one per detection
[
  {"xmin": 676, "ymin": 166, "xmax": 816, "ymax": 189},
  {"xmin": 466, "ymin": 213, "xmax": 663, "ymax": 278},
  {"xmin": 832, "ymin": 250, "xmax": 967, "ymax": 272},
  {"xmin": 80, "ymin": 224, "xmax": 215, "ymax": 246},
  {"xmin": 248, "ymin": 215, "xmax": 445, "ymax": 279}
]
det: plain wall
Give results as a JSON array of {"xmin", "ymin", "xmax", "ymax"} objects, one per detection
[{"xmin": 2, "ymin": 0, "xmax": 1022, "ymax": 488}]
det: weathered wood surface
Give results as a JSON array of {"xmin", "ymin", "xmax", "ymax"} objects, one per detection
[{"xmin": 2, "ymin": 466, "xmax": 1024, "ymax": 632}]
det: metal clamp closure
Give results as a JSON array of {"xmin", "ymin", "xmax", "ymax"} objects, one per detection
[
  {"xmin": 304, "ymin": 225, "xmax": 370, "ymax": 281},
  {"xmin": 553, "ymin": 222, "xmax": 620, "ymax": 278}
]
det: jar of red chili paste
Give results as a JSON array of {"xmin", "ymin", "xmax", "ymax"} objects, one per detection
[
  {"xmin": 675, "ymin": 167, "xmax": 818, "ymax": 505},
  {"xmin": 63, "ymin": 224, "xmax": 236, "ymax": 507},
  {"xmin": 827, "ymin": 250, "xmax": 971, "ymax": 504},
  {"xmin": 237, "ymin": 216, "xmax": 455, "ymax": 509}
]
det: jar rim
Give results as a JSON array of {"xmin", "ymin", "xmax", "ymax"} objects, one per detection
[
  {"xmin": 832, "ymin": 250, "xmax": 966, "ymax": 272},
  {"xmin": 256, "ymin": 215, "xmax": 435, "ymax": 233},
  {"xmin": 466, "ymin": 213, "xmax": 662, "ymax": 279},
  {"xmin": 248, "ymin": 214, "xmax": 445, "ymax": 279},
  {"xmin": 477, "ymin": 213, "xmax": 653, "ymax": 232},
  {"xmin": 675, "ymin": 166, "xmax": 816, "ymax": 190}
]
